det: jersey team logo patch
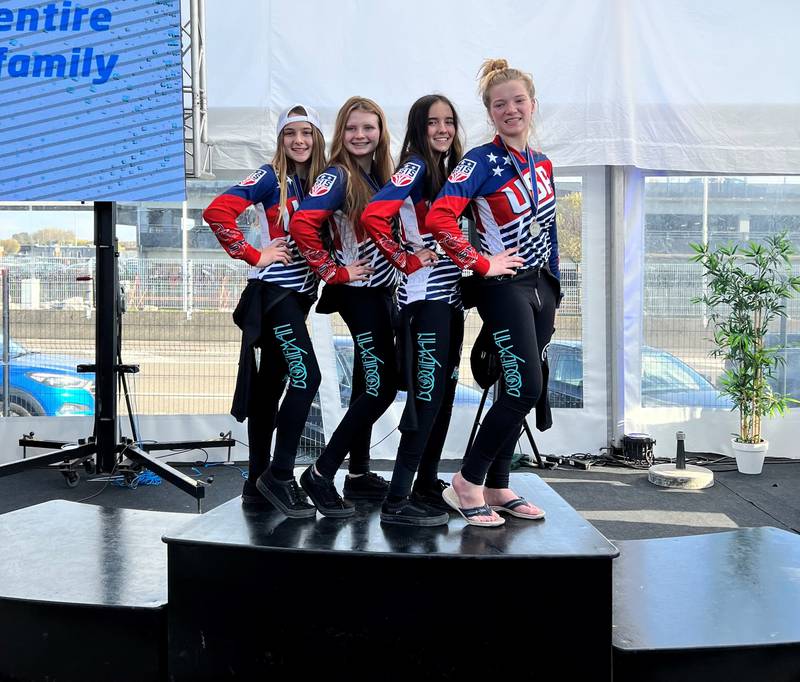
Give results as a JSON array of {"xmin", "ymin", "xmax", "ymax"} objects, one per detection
[
  {"xmin": 448, "ymin": 159, "xmax": 476, "ymax": 183},
  {"xmin": 238, "ymin": 169, "xmax": 266, "ymax": 187},
  {"xmin": 391, "ymin": 162, "xmax": 422, "ymax": 187},
  {"xmin": 309, "ymin": 173, "xmax": 337, "ymax": 197}
]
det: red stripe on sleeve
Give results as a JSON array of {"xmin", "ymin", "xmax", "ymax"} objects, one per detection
[
  {"xmin": 203, "ymin": 194, "xmax": 261, "ymax": 266},
  {"xmin": 425, "ymin": 195, "xmax": 490, "ymax": 275},
  {"xmin": 289, "ymin": 208, "xmax": 349, "ymax": 284},
  {"xmin": 361, "ymin": 199, "xmax": 421, "ymax": 275}
]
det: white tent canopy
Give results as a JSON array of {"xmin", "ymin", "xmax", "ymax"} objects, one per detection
[
  {"xmin": 188, "ymin": 0, "xmax": 800, "ymax": 462},
  {"xmin": 204, "ymin": 0, "xmax": 800, "ymax": 173}
]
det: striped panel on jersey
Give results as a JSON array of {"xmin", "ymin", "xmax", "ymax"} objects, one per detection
[
  {"xmin": 398, "ymin": 195, "xmax": 461, "ymax": 306},
  {"xmin": 398, "ymin": 260, "xmax": 462, "ymax": 306},
  {"xmin": 249, "ymin": 203, "xmax": 318, "ymax": 295},
  {"xmin": 473, "ymin": 196, "xmax": 552, "ymax": 271},
  {"xmin": 331, "ymin": 213, "xmax": 399, "ymax": 289},
  {"xmin": 398, "ymin": 241, "xmax": 461, "ymax": 308}
]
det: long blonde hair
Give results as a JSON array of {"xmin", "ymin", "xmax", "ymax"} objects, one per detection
[
  {"xmin": 477, "ymin": 58, "xmax": 537, "ymax": 141},
  {"xmin": 327, "ymin": 96, "xmax": 393, "ymax": 239},
  {"xmin": 270, "ymin": 105, "xmax": 327, "ymax": 229}
]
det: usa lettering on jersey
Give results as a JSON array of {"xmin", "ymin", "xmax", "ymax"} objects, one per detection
[
  {"xmin": 309, "ymin": 173, "xmax": 337, "ymax": 197},
  {"xmin": 448, "ymin": 158, "xmax": 476, "ymax": 183},
  {"xmin": 238, "ymin": 169, "xmax": 266, "ymax": 187},
  {"xmin": 535, "ymin": 165, "xmax": 555, "ymax": 200},
  {"xmin": 391, "ymin": 162, "xmax": 422, "ymax": 187}
]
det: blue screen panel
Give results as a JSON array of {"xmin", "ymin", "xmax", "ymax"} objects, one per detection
[{"xmin": 0, "ymin": 0, "xmax": 186, "ymax": 201}]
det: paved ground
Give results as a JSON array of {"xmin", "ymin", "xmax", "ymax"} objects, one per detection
[{"xmin": 2, "ymin": 456, "xmax": 797, "ymax": 542}]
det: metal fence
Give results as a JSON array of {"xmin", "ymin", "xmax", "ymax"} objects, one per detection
[
  {"xmin": 0, "ymin": 257, "xmax": 583, "ymax": 317},
  {"xmin": 0, "ymin": 256, "xmax": 585, "ymax": 430},
  {"xmin": 644, "ymin": 262, "xmax": 800, "ymax": 318},
  {"xmin": 0, "ymin": 256, "xmax": 249, "ymax": 315}
]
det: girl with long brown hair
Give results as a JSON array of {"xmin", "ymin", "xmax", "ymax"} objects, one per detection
[
  {"xmin": 360, "ymin": 94, "xmax": 465, "ymax": 526},
  {"xmin": 290, "ymin": 96, "xmax": 398, "ymax": 517}
]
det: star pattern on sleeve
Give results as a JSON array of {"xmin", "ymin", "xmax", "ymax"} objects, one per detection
[{"xmin": 487, "ymin": 152, "xmax": 498, "ymax": 163}]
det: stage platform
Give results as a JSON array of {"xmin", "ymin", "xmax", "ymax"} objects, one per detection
[
  {"xmin": 3, "ymin": 472, "xmax": 798, "ymax": 681},
  {"xmin": 612, "ymin": 526, "xmax": 800, "ymax": 682},
  {"xmin": 0, "ymin": 500, "xmax": 191, "ymax": 682},
  {"xmin": 164, "ymin": 472, "xmax": 619, "ymax": 681}
]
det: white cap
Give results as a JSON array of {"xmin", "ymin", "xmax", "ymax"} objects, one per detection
[{"xmin": 276, "ymin": 104, "xmax": 322, "ymax": 136}]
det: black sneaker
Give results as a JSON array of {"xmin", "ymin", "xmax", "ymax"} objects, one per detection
[
  {"xmin": 256, "ymin": 469, "xmax": 316, "ymax": 519},
  {"xmin": 411, "ymin": 479, "xmax": 451, "ymax": 513},
  {"xmin": 241, "ymin": 478, "xmax": 274, "ymax": 508},
  {"xmin": 343, "ymin": 471, "xmax": 389, "ymax": 500},
  {"xmin": 299, "ymin": 466, "xmax": 355, "ymax": 518},
  {"xmin": 380, "ymin": 497, "xmax": 449, "ymax": 527}
]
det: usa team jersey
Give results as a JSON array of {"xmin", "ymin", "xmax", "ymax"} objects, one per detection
[
  {"xmin": 361, "ymin": 156, "xmax": 461, "ymax": 308},
  {"xmin": 289, "ymin": 166, "xmax": 399, "ymax": 289},
  {"xmin": 426, "ymin": 135, "xmax": 560, "ymax": 279},
  {"xmin": 202, "ymin": 164, "xmax": 318, "ymax": 295}
]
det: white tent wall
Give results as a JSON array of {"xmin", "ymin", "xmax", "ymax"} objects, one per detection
[
  {"xmin": 515, "ymin": 166, "xmax": 609, "ymax": 459},
  {"xmin": 204, "ymin": 0, "xmax": 800, "ymax": 174},
  {"xmin": 621, "ymin": 168, "xmax": 800, "ymax": 460},
  {"xmin": 172, "ymin": 0, "xmax": 800, "ymax": 462},
  {"xmin": 3, "ymin": 4, "xmax": 797, "ymax": 467}
]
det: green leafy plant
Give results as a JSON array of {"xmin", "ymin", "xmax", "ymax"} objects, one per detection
[{"xmin": 690, "ymin": 232, "xmax": 800, "ymax": 444}]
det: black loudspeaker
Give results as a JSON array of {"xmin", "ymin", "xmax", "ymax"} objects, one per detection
[{"xmin": 623, "ymin": 433, "xmax": 656, "ymax": 465}]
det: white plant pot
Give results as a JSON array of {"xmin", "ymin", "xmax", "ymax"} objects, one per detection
[{"xmin": 731, "ymin": 439, "xmax": 769, "ymax": 475}]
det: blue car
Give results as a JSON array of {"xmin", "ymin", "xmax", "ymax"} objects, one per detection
[
  {"xmin": 764, "ymin": 334, "xmax": 800, "ymax": 408},
  {"xmin": 0, "ymin": 339, "xmax": 95, "ymax": 416},
  {"xmin": 547, "ymin": 341, "xmax": 734, "ymax": 409}
]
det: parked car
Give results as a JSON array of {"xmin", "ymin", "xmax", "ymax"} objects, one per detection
[
  {"xmin": 764, "ymin": 333, "xmax": 800, "ymax": 407},
  {"xmin": 716, "ymin": 333, "xmax": 800, "ymax": 409},
  {"xmin": 0, "ymin": 338, "xmax": 95, "ymax": 416},
  {"xmin": 547, "ymin": 341, "xmax": 734, "ymax": 409},
  {"xmin": 300, "ymin": 336, "xmax": 488, "ymax": 454}
]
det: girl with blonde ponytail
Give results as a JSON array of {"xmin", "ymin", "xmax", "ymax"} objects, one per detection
[
  {"xmin": 426, "ymin": 58, "xmax": 562, "ymax": 526},
  {"xmin": 202, "ymin": 104, "xmax": 327, "ymax": 517}
]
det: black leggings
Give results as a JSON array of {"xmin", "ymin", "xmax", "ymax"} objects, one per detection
[
  {"xmin": 315, "ymin": 287, "xmax": 398, "ymax": 479},
  {"xmin": 389, "ymin": 301, "xmax": 463, "ymax": 498},
  {"xmin": 460, "ymin": 271, "xmax": 557, "ymax": 489},
  {"xmin": 246, "ymin": 292, "xmax": 321, "ymax": 481}
]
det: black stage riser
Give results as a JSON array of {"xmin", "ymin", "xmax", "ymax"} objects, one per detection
[
  {"xmin": 613, "ymin": 645, "xmax": 800, "ymax": 682},
  {"xmin": 0, "ymin": 601, "xmax": 166, "ymax": 682},
  {"xmin": 612, "ymin": 527, "xmax": 800, "ymax": 682},
  {"xmin": 0, "ymin": 501, "xmax": 189, "ymax": 682},
  {"xmin": 168, "ymin": 542, "xmax": 612, "ymax": 681},
  {"xmin": 164, "ymin": 473, "xmax": 619, "ymax": 681}
]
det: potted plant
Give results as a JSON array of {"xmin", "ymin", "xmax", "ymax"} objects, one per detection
[{"xmin": 691, "ymin": 232, "xmax": 800, "ymax": 474}]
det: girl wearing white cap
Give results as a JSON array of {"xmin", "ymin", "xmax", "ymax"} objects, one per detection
[{"xmin": 203, "ymin": 104, "xmax": 328, "ymax": 517}]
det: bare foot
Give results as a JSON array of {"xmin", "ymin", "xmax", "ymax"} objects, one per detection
[
  {"xmin": 483, "ymin": 487, "xmax": 544, "ymax": 517},
  {"xmin": 451, "ymin": 472, "xmax": 502, "ymax": 524}
]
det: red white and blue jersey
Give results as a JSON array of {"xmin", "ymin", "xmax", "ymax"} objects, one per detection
[
  {"xmin": 289, "ymin": 166, "xmax": 399, "ymax": 289},
  {"xmin": 202, "ymin": 164, "xmax": 317, "ymax": 295},
  {"xmin": 426, "ymin": 135, "xmax": 560, "ymax": 279},
  {"xmin": 361, "ymin": 156, "xmax": 461, "ymax": 308}
]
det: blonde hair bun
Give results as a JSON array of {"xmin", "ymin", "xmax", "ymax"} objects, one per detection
[{"xmin": 479, "ymin": 58, "xmax": 509, "ymax": 79}]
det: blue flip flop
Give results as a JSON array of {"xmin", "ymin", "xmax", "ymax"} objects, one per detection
[
  {"xmin": 442, "ymin": 486, "xmax": 505, "ymax": 527},
  {"xmin": 490, "ymin": 497, "xmax": 545, "ymax": 520}
]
